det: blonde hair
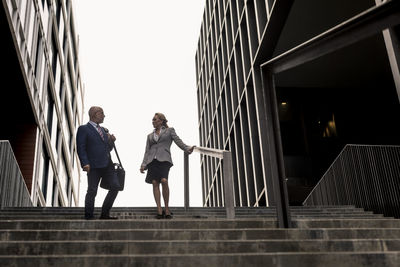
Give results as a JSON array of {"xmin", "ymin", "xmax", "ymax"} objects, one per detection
[{"xmin": 155, "ymin": 112, "xmax": 169, "ymax": 128}]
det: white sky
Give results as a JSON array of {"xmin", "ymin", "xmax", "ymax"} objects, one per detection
[{"xmin": 72, "ymin": 1, "xmax": 206, "ymax": 207}]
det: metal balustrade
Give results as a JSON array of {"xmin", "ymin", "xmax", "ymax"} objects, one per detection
[
  {"xmin": 303, "ymin": 144, "xmax": 400, "ymax": 218},
  {"xmin": 0, "ymin": 141, "xmax": 32, "ymax": 208},
  {"xmin": 183, "ymin": 146, "xmax": 235, "ymax": 219}
]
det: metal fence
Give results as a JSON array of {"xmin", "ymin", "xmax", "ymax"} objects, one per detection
[
  {"xmin": 303, "ymin": 144, "xmax": 400, "ymax": 218},
  {"xmin": 0, "ymin": 141, "xmax": 32, "ymax": 208}
]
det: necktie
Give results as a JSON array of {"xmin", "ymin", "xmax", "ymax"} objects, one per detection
[{"xmin": 96, "ymin": 124, "xmax": 105, "ymax": 141}]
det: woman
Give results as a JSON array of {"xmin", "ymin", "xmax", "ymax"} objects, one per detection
[{"xmin": 140, "ymin": 113, "xmax": 194, "ymax": 219}]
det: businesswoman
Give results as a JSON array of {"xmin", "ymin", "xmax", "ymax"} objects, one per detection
[{"xmin": 140, "ymin": 113, "xmax": 194, "ymax": 219}]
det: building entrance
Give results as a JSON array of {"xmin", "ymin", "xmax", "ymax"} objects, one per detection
[{"xmin": 275, "ymin": 33, "xmax": 400, "ymax": 205}]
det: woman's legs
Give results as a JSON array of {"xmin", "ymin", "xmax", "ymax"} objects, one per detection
[
  {"xmin": 152, "ymin": 180, "xmax": 163, "ymax": 215},
  {"xmin": 160, "ymin": 178, "xmax": 170, "ymax": 215}
]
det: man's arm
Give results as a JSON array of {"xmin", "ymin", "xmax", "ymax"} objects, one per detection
[{"xmin": 76, "ymin": 126, "xmax": 90, "ymax": 168}]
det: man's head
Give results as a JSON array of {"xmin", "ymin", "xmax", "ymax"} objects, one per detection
[{"xmin": 88, "ymin": 106, "xmax": 105, "ymax": 124}]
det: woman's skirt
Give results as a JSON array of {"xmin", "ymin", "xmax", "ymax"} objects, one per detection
[{"xmin": 145, "ymin": 159, "xmax": 173, "ymax": 184}]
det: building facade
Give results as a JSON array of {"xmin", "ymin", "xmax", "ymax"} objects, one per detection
[
  {"xmin": 195, "ymin": 0, "xmax": 400, "ymax": 207},
  {"xmin": 1, "ymin": 0, "xmax": 84, "ymax": 207}
]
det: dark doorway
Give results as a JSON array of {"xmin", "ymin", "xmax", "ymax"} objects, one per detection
[
  {"xmin": 1, "ymin": 5, "xmax": 37, "ymax": 191},
  {"xmin": 275, "ymin": 33, "xmax": 400, "ymax": 205}
]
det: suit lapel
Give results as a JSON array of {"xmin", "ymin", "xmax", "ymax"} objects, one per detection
[
  {"xmin": 157, "ymin": 127, "xmax": 167, "ymax": 141},
  {"xmin": 87, "ymin": 123, "xmax": 107, "ymax": 143}
]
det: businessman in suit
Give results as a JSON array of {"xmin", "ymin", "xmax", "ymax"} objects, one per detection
[{"xmin": 76, "ymin": 106, "xmax": 118, "ymax": 220}]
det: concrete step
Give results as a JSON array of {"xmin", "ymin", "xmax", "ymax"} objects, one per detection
[
  {"xmin": 0, "ymin": 206, "xmax": 372, "ymax": 217},
  {"xmin": 0, "ymin": 213, "xmax": 384, "ymax": 220},
  {"xmin": 2, "ymin": 228, "xmax": 400, "ymax": 241},
  {"xmin": 294, "ymin": 218, "xmax": 400, "ymax": 228},
  {"xmin": 0, "ymin": 206, "xmax": 382, "ymax": 220},
  {"xmin": 1, "ymin": 217, "xmax": 399, "ymax": 229},
  {"xmin": 0, "ymin": 206, "xmax": 399, "ymax": 267},
  {"xmin": 2, "ymin": 239, "xmax": 400, "ymax": 255},
  {"xmin": 0, "ymin": 218, "xmax": 280, "ymax": 230},
  {"xmin": 0, "ymin": 252, "xmax": 399, "ymax": 267}
]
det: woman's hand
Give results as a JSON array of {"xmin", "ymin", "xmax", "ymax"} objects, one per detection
[
  {"xmin": 140, "ymin": 166, "xmax": 145, "ymax": 173},
  {"xmin": 188, "ymin": 146, "xmax": 196, "ymax": 154}
]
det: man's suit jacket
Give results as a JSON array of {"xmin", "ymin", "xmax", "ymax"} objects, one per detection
[
  {"xmin": 76, "ymin": 123, "xmax": 113, "ymax": 169},
  {"xmin": 141, "ymin": 127, "xmax": 190, "ymax": 169}
]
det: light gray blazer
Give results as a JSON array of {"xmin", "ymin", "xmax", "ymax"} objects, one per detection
[{"xmin": 141, "ymin": 127, "xmax": 190, "ymax": 169}]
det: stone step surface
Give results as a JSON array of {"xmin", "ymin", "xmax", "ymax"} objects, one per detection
[
  {"xmin": 0, "ymin": 206, "xmax": 399, "ymax": 267},
  {"xmin": 2, "ymin": 239, "xmax": 400, "ymax": 255},
  {"xmin": 2, "ymin": 228, "xmax": 400, "ymax": 241},
  {"xmin": 0, "ymin": 252, "xmax": 399, "ymax": 267}
]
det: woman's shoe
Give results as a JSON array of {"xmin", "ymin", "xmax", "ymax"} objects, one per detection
[
  {"xmin": 165, "ymin": 211, "xmax": 173, "ymax": 219},
  {"xmin": 156, "ymin": 210, "xmax": 165, "ymax": 219}
]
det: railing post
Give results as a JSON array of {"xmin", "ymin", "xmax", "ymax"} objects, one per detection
[
  {"xmin": 223, "ymin": 151, "xmax": 235, "ymax": 219},
  {"xmin": 184, "ymin": 152, "xmax": 189, "ymax": 210}
]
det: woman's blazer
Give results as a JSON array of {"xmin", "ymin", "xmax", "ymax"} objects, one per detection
[{"xmin": 141, "ymin": 127, "xmax": 190, "ymax": 169}]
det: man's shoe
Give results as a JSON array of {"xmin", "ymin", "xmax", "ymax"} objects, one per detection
[
  {"xmin": 85, "ymin": 216, "xmax": 95, "ymax": 220},
  {"xmin": 99, "ymin": 214, "xmax": 118, "ymax": 220}
]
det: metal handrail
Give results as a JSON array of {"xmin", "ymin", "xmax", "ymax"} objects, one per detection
[
  {"xmin": 183, "ymin": 146, "xmax": 235, "ymax": 219},
  {"xmin": 303, "ymin": 144, "xmax": 400, "ymax": 218},
  {"xmin": 0, "ymin": 141, "xmax": 33, "ymax": 208}
]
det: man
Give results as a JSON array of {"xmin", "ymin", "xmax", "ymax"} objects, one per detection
[{"xmin": 76, "ymin": 106, "xmax": 118, "ymax": 220}]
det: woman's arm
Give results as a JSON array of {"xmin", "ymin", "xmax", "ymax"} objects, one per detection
[
  {"xmin": 140, "ymin": 135, "xmax": 151, "ymax": 169},
  {"xmin": 170, "ymin": 127, "xmax": 194, "ymax": 153}
]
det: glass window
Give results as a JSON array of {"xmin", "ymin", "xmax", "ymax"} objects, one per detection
[
  {"xmin": 36, "ymin": 51, "xmax": 47, "ymax": 101},
  {"xmin": 26, "ymin": 6, "xmax": 37, "ymax": 59},
  {"xmin": 59, "ymin": 152, "xmax": 68, "ymax": 201},
  {"xmin": 58, "ymin": 12, "xmax": 65, "ymax": 56},
  {"xmin": 34, "ymin": 38, "xmax": 42, "ymax": 84},
  {"xmin": 63, "ymin": 106, "xmax": 71, "ymax": 153},
  {"xmin": 67, "ymin": 61, "xmax": 75, "ymax": 105},
  {"xmin": 50, "ymin": 31, "xmax": 58, "ymax": 76},
  {"xmin": 19, "ymin": 0, "xmax": 28, "ymax": 30},
  {"xmin": 69, "ymin": 22, "xmax": 77, "ymax": 67},
  {"xmin": 51, "ymin": 125, "xmax": 59, "ymax": 163},
  {"xmin": 58, "ymin": 79, "xmax": 64, "ymax": 103},
  {"xmin": 54, "ymin": 60, "xmax": 61, "ymax": 98},
  {"xmin": 42, "ymin": 0, "xmax": 50, "ymax": 38},
  {"xmin": 52, "ymin": 178, "xmax": 58, "ymax": 206},
  {"xmin": 46, "ymin": 85, "xmax": 55, "ymax": 135},
  {"xmin": 46, "ymin": 166, "xmax": 54, "ymax": 206},
  {"xmin": 40, "ymin": 144, "xmax": 50, "ymax": 201}
]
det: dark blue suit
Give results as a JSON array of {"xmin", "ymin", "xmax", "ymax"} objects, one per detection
[{"xmin": 76, "ymin": 123, "xmax": 118, "ymax": 218}]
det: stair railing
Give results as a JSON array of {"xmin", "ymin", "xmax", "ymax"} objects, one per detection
[
  {"xmin": 0, "ymin": 141, "xmax": 33, "ymax": 208},
  {"xmin": 303, "ymin": 144, "xmax": 400, "ymax": 218},
  {"xmin": 183, "ymin": 146, "xmax": 235, "ymax": 219}
]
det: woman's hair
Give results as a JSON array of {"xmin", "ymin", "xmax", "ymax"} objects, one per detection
[{"xmin": 155, "ymin": 112, "xmax": 169, "ymax": 128}]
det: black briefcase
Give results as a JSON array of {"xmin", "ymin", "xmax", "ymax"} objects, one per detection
[
  {"xmin": 100, "ymin": 142, "xmax": 125, "ymax": 191},
  {"xmin": 100, "ymin": 163, "xmax": 125, "ymax": 191}
]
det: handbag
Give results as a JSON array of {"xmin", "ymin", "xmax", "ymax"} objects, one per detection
[{"xmin": 100, "ymin": 141, "xmax": 125, "ymax": 191}]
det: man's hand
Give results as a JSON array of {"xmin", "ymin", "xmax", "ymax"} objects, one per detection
[
  {"xmin": 108, "ymin": 134, "xmax": 116, "ymax": 142},
  {"xmin": 83, "ymin": 164, "xmax": 90, "ymax": 172}
]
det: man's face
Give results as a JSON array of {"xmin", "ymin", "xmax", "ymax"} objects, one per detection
[{"xmin": 93, "ymin": 109, "xmax": 105, "ymax": 124}]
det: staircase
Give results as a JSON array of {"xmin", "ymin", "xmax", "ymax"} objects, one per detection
[{"xmin": 0, "ymin": 206, "xmax": 399, "ymax": 266}]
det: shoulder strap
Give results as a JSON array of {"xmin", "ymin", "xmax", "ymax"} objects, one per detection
[
  {"xmin": 101, "ymin": 126, "xmax": 123, "ymax": 168},
  {"xmin": 111, "ymin": 142, "xmax": 123, "ymax": 168}
]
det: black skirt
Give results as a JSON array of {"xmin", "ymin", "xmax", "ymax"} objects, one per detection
[{"xmin": 145, "ymin": 159, "xmax": 173, "ymax": 184}]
